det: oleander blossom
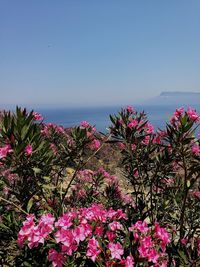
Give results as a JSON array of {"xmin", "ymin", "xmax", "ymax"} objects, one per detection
[
  {"xmin": 80, "ymin": 121, "xmax": 90, "ymax": 128},
  {"xmin": 86, "ymin": 237, "xmax": 101, "ymax": 262},
  {"xmin": 33, "ymin": 111, "xmax": 43, "ymax": 121},
  {"xmin": 126, "ymin": 105, "xmax": 134, "ymax": 113},
  {"xmin": 154, "ymin": 223, "xmax": 171, "ymax": 251},
  {"xmin": 25, "ymin": 144, "xmax": 33, "ymax": 156},
  {"xmin": 48, "ymin": 249, "xmax": 65, "ymax": 267},
  {"xmin": 18, "ymin": 204, "xmax": 171, "ymax": 266},
  {"xmin": 191, "ymin": 190, "xmax": 200, "ymax": 200},
  {"xmin": 170, "ymin": 107, "xmax": 184, "ymax": 125},
  {"xmin": 90, "ymin": 139, "xmax": 101, "ymax": 150},
  {"xmin": 120, "ymin": 255, "xmax": 135, "ymax": 267},
  {"xmin": 18, "ymin": 213, "xmax": 55, "ymax": 249},
  {"xmin": 129, "ymin": 220, "xmax": 148, "ymax": 234},
  {"xmin": 192, "ymin": 144, "xmax": 200, "ymax": 156},
  {"xmin": 187, "ymin": 107, "xmax": 200, "ymax": 121},
  {"xmin": 128, "ymin": 119, "xmax": 138, "ymax": 129},
  {"xmin": 108, "ymin": 242, "xmax": 124, "ymax": 260},
  {"xmin": 0, "ymin": 144, "xmax": 13, "ymax": 159}
]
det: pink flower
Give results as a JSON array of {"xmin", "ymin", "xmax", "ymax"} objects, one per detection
[
  {"xmin": 153, "ymin": 134, "xmax": 161, "ymax": 144},
  {"xmin": 192, "ymin": 144, "xmax": 200, "ymax": 156},
  {"xmin": 138, "ymin": 243, "xmax": 149, "ymax": 258},
  {"xmin": 86, "ymin": 237, "xmax": 101, "ymax": 262},
  {"xmin": 107, "ymin": 208, "xmax": 127, "ymax": 220},
  {"xmin": 125, "ymin": 255, "xmax": 134, "ymax": 267},
  {"xmin": 55, "ymin": 228, "xmax": 74, "ymax": 248},
  {"xmin": 73, "ymin": 223, "xmax": 92, "ymax": 244},
  {"xmin": 146, "ymin": 122, "xmax": 154, "ymax": 134},
  {"xmin": 192, "ymin": 190, "xmax": 200, "ymax": 199},
  {"xmin": 129, "ymin": 221, "xmax": 148, "ymax": 234},
  {"xmin": 55, "ymin": 212, "xmax": 75, "ymax": 229},
  {"xmin": 174, "ymin": 107, "xmax": 184, "ymax": 118},
  {"xmin": 106, "ymin": 231, "xmax": 116, "ymax": 242},
  {"xmin": 154, "ymin": 223, "xmax": 170, "ymax": 251},
  {"xmin": 80, "ymin": 204, "xmax": 107, "ymax": 222},
  {"xmin": 0, "ymin": 144, "xmax": 12, "ymax": 159},
  {"xmin": 25, "ymin": 144, "xmax": 33, "ymax": 156},
  {"xmin": 128, "ymin": 119, "xmax": 138, "ymax": 129},
  {"xmin": 38, "ymin": 213, "xmax": 55, "ymax": 237},
  {"xmin": 50, "ymin": 143, "xmax": 58, "ymax": 155},
  {"xmin": 134, "ymin": 170, "xmax": 139, "ymax": 177},
  {"xmin": 3, "ymin": 186, "xmax": 10, "ymax": 195},
  {"xmin": 181, "ymin": 238, "xmax": 188, "ymax": 245},
  {"xmin": 61, "ymin": 243, "xmax": 78, "ymax": 256},
  {"xmin": 33, "ymin": 112, "xmax": 43, "ymax": 121},
  {"xmin": 131, "ymin": 144, "xmax": 137, "ymax": 151},
  {"xmin": 90, "ymin": 139, "xmax": 101, "ymax": 150},
  {"xmin": 17, "ymin": 214, "xmax": 35, "ymax": 247},
  {"xmin": 119, "ymin": 142, "xmax": 126, "ymax": 150},
  {"xmin": 141, "ymin": 236, "xmax": 153, "ymax": 248},
  {"xmin": 172, "ymin": 161, "xmax": 179, "ymax": 171},
  {"xmin": 48, "ymin": 249, "xmax": 65, "ymax": 267},
  {"xmin": 147, "ymin": 248, "xmax": 159, "ymax": 263},
  {"xmin": 121, "ymin": 193, "xmax": 134, "ymax": 206},
  {"xmin": 187, "ymin": 107, "xmax": 199, "ymax": 121},
  {"xmin": 196, "ymin": 237, "xmax": 200, "ymax": 256},
  {"xmin": 94, "ymin": 226, "xmax": 104, "ymax": 236},
  {"xmin": 126, "ymin": 105, "xmax": 134, "ymax": 113},
  {"xmin": 109, "ymin": 221, "xmax": 123, "ymax": 231},
  {"xmin": 142, "ymin": 135, "xmax": 150, "ymax": 145},
  {"xmin": 18, "ymin": 213, "xmax": 55, "ymax": 249},
  {"xmin": 80, "ymin": 120, "xmax": 90, "ymax": 128},
  {"xmin": 120, "ymin": 255, "xmax": 134, "ymax": 267},
  {"xmin": 108, "ymin": 242, "xmax": 124, "ymax": 260}
]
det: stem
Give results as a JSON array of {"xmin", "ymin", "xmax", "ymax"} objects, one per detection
[
  {"xmin": 179, "ymin": 149, "xmax": 188, "ymax": 241},
  {"xmin": 0, "ymin": 196, "xmax": 29, "ymax": 216}
]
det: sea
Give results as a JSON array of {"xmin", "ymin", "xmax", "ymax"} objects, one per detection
[{"xmin": 37, "ymin": 104, "xmax": 199, "ymax": 133}]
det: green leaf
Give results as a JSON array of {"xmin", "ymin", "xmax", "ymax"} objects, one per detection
[
  {"xmin": 178, "ymin": 249, "xmax": 188, "ymax": 264},
  {"xmin": 27, "ymin": 198, "xmax": 33, "ymax": 213},
  {"xmin": 0, "ymin": 223, "xmax": 10, "ymax": 230},
  {"xmin": 21, "ymin": 125, "xmax": 29, "ymax": 140},
  {"xmin": 22, "ymin": 261, "xmax": 33, "ymax": 267},
  {"xmin": 33, "ymin": 167, "xmax": 41, "ymax": 174},
  {"xmin": 43, "ymin": 176, "xmax": 51, "ymax": 182}
]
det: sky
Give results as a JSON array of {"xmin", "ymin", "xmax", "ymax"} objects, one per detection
[{"xmin": 0, "ymin": 0, "xmax": 200, "ymax": 108}]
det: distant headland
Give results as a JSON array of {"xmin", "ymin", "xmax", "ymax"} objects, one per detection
[
  {"xmin": 145, "ymin": 91, "xmax": 200, "ymax": 107},
  {"xmin": 160, "ymin": 91, "xmax": 200, "ymax": 97}
]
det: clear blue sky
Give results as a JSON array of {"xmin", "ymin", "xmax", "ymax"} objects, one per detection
[{"xmin": 0, "ymin": 0, "xmax": 200, "ymax": 108}]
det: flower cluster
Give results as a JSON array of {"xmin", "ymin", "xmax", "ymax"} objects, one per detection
[
  {"xmin": 170, "ymin": 107, "xmax": 200, "ymax": 126},
  {"xmin": 80, "ymin": 120, "xmax": 101, "ymax": 150},
  {"xmin": 18, "ymin": 213, "xmax": 55, "ymax": 249},
  {"xmin": 25, "ymin": 144, "xmax": 33, "ymax": 156},
  {"xmin": 18, "ymin": 204, "xmax": 171, "ymax": 267},
  {"xmin": 0, "ymin": 144, "xmax": 12, "ymax": 159},
  {"xmin": 41, "ymin": 123, "xmax": 65, "ymax": 136},
  {"xmin": 33, "ymin": 111, "xmax": 43, "ymax": 121}
]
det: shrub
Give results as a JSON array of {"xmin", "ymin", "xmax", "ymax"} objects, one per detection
[{"xmin": 0, "ymin": 106, "xmax": 199, "ymax": 266}]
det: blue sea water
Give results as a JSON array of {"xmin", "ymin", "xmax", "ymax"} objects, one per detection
[{"xmin": 38, "ymin": 105, "xmax": 191, "ymax": 133}]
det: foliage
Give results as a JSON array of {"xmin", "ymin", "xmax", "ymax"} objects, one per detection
[{"xmin": 0, "ymin": 106, "xmax": 200, "ymax": 266}]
